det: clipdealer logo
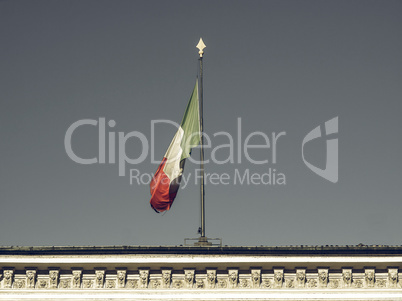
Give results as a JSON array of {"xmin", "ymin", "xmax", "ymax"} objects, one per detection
[
  {"xmin": 302, "ymin": 117, "xmax": 338, "ymax": 183},
  {"xmin": 64, "ymin": 117, "xmax": 338, "ymax": 184}
]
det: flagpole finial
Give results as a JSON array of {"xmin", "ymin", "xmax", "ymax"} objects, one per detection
[{"xmin": 196, "ymin": 38, "xmax": 206, "ymax": 57}]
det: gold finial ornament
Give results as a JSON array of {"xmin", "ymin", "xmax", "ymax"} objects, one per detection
[{"xmin": 196, "ymin": 38, "xmax": 206, "ymax": 57}]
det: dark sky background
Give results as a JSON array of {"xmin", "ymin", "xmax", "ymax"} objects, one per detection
[{"xmin": 1, "ymin": 0, "xmax": 401, "ymax": 247}]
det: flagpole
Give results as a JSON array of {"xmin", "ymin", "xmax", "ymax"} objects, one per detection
[
  {"xmin": 196, "ymin": 38, "xmax": 211, "ymax": 246},
  {"xmin": 199, "ymin": 55, "xmax": 205, "ymax": 239}
]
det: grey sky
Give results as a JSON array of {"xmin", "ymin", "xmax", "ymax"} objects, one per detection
[{"xmin": 1, "ymin": 0, "xmax": 401, "ymax": 247}]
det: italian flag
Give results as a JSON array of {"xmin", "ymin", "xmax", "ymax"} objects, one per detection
[{"xmin": 150, "ymin": 81, "xmax": 200, "ymax": 213}]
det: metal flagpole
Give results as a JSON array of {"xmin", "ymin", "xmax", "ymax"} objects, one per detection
[
  {"xmin": 184, "ymin": 39, "xmax": 221, "ymax": 247},
  {"xmin": 196, "ymin": 38, "xmax": 211, "ymax": 246}
]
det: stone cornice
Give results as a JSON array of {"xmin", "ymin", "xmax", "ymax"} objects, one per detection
[
  {"xmin": 1, "ymin": 245, "xmax": 402, "ymax": 256},
  {"xmin": 2, "ymin": 246, "xmax": 402, "ymax": 300}
]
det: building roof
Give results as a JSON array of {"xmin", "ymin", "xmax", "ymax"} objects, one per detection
[{"xmin": 1, "ymin": 245, "xmax": 402, "ymax": 256}]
